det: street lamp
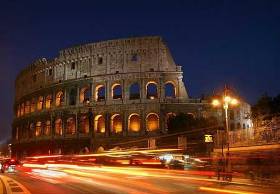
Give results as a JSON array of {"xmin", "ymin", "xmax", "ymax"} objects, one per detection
[{"xmin": 212, "ymin": 91, "xmax": 238, "ymax": 180}]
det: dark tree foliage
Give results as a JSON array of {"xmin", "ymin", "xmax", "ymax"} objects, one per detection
[
  {"xmin": 167, "ymin": 113, "xmax": 218, "ymax": 134},
  {"xmin": 252, "ymin": 93, "xmax": 280, "ymax": 120}
]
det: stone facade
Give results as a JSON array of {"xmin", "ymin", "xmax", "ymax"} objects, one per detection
[{"xmin": 12, "ymin": 36, "xmax": 203, "ymax": 157}]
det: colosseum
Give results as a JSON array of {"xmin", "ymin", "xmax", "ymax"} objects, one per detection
[{"xmin": 12, "ymin": 36, "xmax": 208, "ymax": 157}]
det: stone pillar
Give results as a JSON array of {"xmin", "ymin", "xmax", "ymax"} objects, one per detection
[
  {"xmin": 141, "ymin": 79, "xmax": 146, "ymax": 102},
  {"xmin": 76, "ymin": 86, "xmax": 80, "ymax": 105},
  {"xmin": 122, "ymin": 110, "xmax": 127, "ymax": 136},
  {"xmin": 140, "ymin": 110, "xmax": 146, "ymax": 135}
]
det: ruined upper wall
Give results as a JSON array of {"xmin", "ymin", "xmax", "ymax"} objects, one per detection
[{"xmin": 15, "ymin": 36, "xmax": 183, "ymax": 100}]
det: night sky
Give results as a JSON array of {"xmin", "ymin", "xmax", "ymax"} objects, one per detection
[{"xmin": 1, "ymin": 0, "xmax": 279, "ymax": 143}]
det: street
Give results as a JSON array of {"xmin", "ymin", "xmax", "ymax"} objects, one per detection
[{"xmin": 0, "ymin": 164, "xmax": 277, "ymax": 194}]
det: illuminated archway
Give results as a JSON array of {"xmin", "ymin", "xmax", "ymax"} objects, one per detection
[
  {"xmin": 37, "ymin": 96, "xmax": 44, "ymax": 110},
  {"xmin": 55, "ymin": 91, "xmax": 64, "ymax": 106},
  {"xmin": 20, "ymin": 103, "xmax": 25, "ymax": 116},
  {"xmin": 80, "ymin": 86, "xmax": 91, "ymax": 103},
  {"xmin": 25, "ymin": 101, "xmax": 30, "ymax": 114},
  {"xmin": 45, "ymin": 120, "xmax": 51, "ymax": 136},
  {"xmin": 129, "ymin": 82, "xmax": 140, "ymax": 100},
  {"xmin": 164, "ymin": 82, "xmax": 176, "ymax": 98},
  {"xmin": 146, "ymin": 113, "xmax": 159, "ymax": 131},
  {"xmin": 112, "ymin": 84, "xmax": 122, "ymax": 99},
  {"xmin": 66, "ymin": 117, "xmax": 76, "ymax": 134},
  {"xmin": 80, "ymin": 115, "xmax": 89, "ymax": 134},
  {"xmin": 35, "ymin": 121, "xmax": 42, "ymax": 137},
  {"xmin": 31, "ymin": 98, "xmax": 36, "ymax": 112},
  {"xmin": 94, "ymin": 115, "xmax": 106, "ymax": 133},
  {"xmin": 128, "ymin": 113, "xmax": 140, "ymax": 132},
  {"xmin": 95, "ymin": 85, "xmax": 105, "ymax": 101},
  {"xmin": 146, "ymin": 81, "xmax": 158, "ymax": 99},
  {"xmin": 111, "ymin": 114, "xmax": 122, "ymax": 133},
  {"xmin": 55, "ymin": 118, "xmax": 63, "ymax": 136},
  {"xmin": 45, "ymin": 95, "xmax": 52, "ymax": 109}
]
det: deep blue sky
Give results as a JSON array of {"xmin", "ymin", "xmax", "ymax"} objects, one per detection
[{"xmin": 1, "ymin": 0, "xmax": 279, "ymax": 143}]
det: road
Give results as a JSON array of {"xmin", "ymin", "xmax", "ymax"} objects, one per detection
[{"xmin": 0, "ymin": 164, "xmax": 278, "ymax": 194}]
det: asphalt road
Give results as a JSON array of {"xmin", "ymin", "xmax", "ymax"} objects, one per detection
[{"xmin": 0, "ymin": 165, "xmax": 278, "ymax": 194}]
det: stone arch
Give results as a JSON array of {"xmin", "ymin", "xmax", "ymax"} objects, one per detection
[
  {"xmin": 129, "ymin": 82, "xmax": 140, "ymax": 100},
  {"xmin": 45, "ymin": 94, "xmax": 52, "ymax": 109},
  {"xmin": 166, "ymin": 112, "xmax": 176, "ymax": 130},
  {"xmin": 128, "ymin": 113, "xmax": 140, "ymax": 132},
  {"xmin": 55, "ymin": 118, "xmax": 63, "ymax": 136},
  {"xmin": 95, "ymin": 85, "xmax": 106, "ymax": 101},
  {"xmin": 164, "ymin": 81, "xmax": 176, "ymax": 98},
  {"xmin": 66, "ymin": 117, "xmax": 76, "ymax": 134},
  {"xmin": 110, "ymin": 114, "xmax": 122, "ymax": 133},
  {"xmin": 55, "ymin": 91, "xmax": 64, "ymax": 106},
  {"xmin": 94, "ymin": 115, "xmax": 106, "ymax": 133},
  {"xmin": 80, "ymin": 86, "xmax": 91, "ymax": 103},
  {"xmin": 146, "ymin": 81, "xmax": 158, "ymax": 99},
  {"xmin": 80, "ymin": 115, "xmax": 89, "ymax": 134},
  {"xmin": 146, "ymin": 113, "xmax": 159, "ymax": 131},
  {"xmin": 112, "ymin": 83, "xmax": 122, "ymax": 99},
  {"xmin": 69, "ymin": 88, "xmax": 77, "ymax": 105},
  {"xmin": 35, "ymin": 121, "xmax": 42, "ymax": 137}
]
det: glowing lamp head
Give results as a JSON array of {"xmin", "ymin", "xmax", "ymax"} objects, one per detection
[
  {"xmin": 224, "ymin": 96, "xmax": 231, "ymax": 103},
  {"xmin": 230, "ymin": 98, "xmax": 238, "ymax": 105},
  {"xmin": 212, "ymin": 99, "xmax": 220, "ymax": 106}
]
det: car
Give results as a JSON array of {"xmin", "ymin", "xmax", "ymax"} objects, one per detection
[{"xmin": 1, "ymin": 159, "xmax": 20, "ymax": 173}]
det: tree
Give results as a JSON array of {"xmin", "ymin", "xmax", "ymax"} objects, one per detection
[
  {"xmin": 167, "ymin": 113, "xmax": 218, "ymax": 134},
  {"xmin": 251, "ymin": 94, "xmax": 273, "ymax": 120}
]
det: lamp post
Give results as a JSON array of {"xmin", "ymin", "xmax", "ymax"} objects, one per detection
[{"xmin": 212, "ymin": 90, "xmax": 238, "ymax": 180}]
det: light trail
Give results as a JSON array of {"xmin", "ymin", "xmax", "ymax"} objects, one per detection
[{"xmin": 199, "ymin": 187, "xmax": 264, "ymax": 194}]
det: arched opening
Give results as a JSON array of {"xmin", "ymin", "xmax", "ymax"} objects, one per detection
[
  {"xmin": 146, "ymin": 82, "xmax": 158, "ymax": 99},
  {"xmin": 17, "ymin": 105, "xmax": 20, "ymax": 117},
  {"xmin": 112, "ymin": 84, "xmax": 122, "ymax": 99},
  {"xmin": 166, "ymin": 112, "xmax": 176, "ymax": 130},
  {"xmin": 129, "ymin": 83, "xmax": 140, "ymax": 100},
  {"xmin": 37, "ymin": 96, "xmax": 43, "ymax": 110},
  {"xmin": 80, "ymin": 115, "xmax": 89, "ymax": 134},
  {"xmin": 20, "ymin": 103, "xmax": 25, "ymax": 116},
  {"xmin": 35, "ymin": 121, "xmax": 42, "ymax": 137},
  {"xmin": 95, "ymin": 85, "xmax": 105, "ymax": 101},
  {"xmin": 111, "ymin": 114, "xmax": 122, "ymax": 133},
  {"xmin": 66, "ymin": 117, "xmax": 76, "ymax": 134},
  {"xmin": 128, "ymin": 113, "xmax": 140, "ymax": 132},
  {"xmin": 31, "ymin": 99, "xmax": 36, "ymax": 112},
  {"xmin": 69, "ymin": 88, "xmax": 77, "ymax": 105},
  {"xmin": 55, "ymin": 118, "xmax": 63, "ymax": 136},
  {"xmin": 45, "ymin": 95, "xmax": 52, "ymax": 109},
  {"xmin": 29, "ymin": 123, "xmax": 35, "ymax": 138},
  {"xmin": 94, "ymin": 115, "xmax": 106, "ymax": 133},
  {"xmin": 25, "ymin": 101, "xmax": 30, "ymax": 114},
  {"xmin": 45, "ymin": 120, "xmax": 51, "ymax": 136},
  {"xmin": 55, "ymin": 91, "xmax": 64, "ymax": 106},
  {"xmin": 146, "ymin": 113, "xmax": 159, "ymax": 132},
  {"xmin": 164, "ymin": 82, "xmax": 176, "ymax": 98},
  {"xmin": 80, "ymin": 86, "xmax": 91, "ymax": 103}
]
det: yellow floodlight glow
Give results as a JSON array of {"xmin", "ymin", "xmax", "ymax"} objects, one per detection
[
  {"xmin": 224, "ymin": 96, "xmax": 231, "ymax": 103},
  {"xmin": 212, "ymin": 99, "xmax": 220, "ymax": 106},
  {"xmin": 231, "ymin": 98, "xmax": 238, "ymax": 106}
]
